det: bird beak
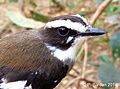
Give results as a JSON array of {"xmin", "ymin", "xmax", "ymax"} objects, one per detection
[{"xmin": 77, "ymin": 27, "xmax": 106, "ymax": 36}]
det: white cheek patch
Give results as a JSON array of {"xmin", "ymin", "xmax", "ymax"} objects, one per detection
[
  {"xmin": 66, "ymin": 36, "xmax": 74, "ymax": 43},
  {"xmin": 46, "ymin": 19, "xmax": 87, "ymax": 32},
  {"xmin": 0, "ymin": 81, "xmax": 32, "ymax": 89}
]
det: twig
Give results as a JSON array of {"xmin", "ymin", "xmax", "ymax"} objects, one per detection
[
  {"xmin": 81, "ymin": 40, "xmax": 88, "ymax": 78},
  {"xmin": 72, "ymin": 67, "xmax": 80, "ymax": 75},
  {"xmin": 90, "ymin": 0, "xmax": 112, "ymax": 25},
  {"xmin": 68, "ymin": 74, "xmax": 77, "ymax": 78},
  {"xmin": 76, "ymin": 41, "xmax": 85, "ymax": 60},
  {"xmin": 18, "ymin": 0, "xmax": 24, "ymax": 12}
]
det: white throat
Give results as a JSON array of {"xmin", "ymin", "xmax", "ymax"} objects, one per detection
[
  {"xmin": 46, "ymin": 44, "xmax": 76, "ymax": 62},
  {"xmin": 45, "ymin": 37, "xmax": 85, "ymax": 62}
]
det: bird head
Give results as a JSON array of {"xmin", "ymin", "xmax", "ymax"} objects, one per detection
[
  {"xmin": 42, "ymin": 14, "xmax": 105, "ymax": 50},
  {"xmin": 39, "ymin": 14, "xmax": 105, "ymax": 63}
]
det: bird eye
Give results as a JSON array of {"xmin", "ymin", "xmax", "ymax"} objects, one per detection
[{"xmin": 57, "ymin": 27, "xmax": 69, "ymax": 36}]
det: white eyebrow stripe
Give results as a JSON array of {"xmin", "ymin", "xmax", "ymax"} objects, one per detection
[{"xmin": 46, "ymin": 19, "xmax": 87, "ymax": 32}]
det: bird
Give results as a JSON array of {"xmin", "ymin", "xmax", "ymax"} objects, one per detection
[{"xmin": 0, "ymin": 14, "xmax": 105, "ymax": 89}]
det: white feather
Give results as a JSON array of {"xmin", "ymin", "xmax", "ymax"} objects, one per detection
[
  {"xmin": 53, "ymin": 46, "xmax": 76, "ymax": 61},
  {"xmin": 46, "ymin": 19, "xmax": 87, "ymax": 32},
  {"xmin": 0, "ymin": 81, "xmax": 32, "ymax": 89}
]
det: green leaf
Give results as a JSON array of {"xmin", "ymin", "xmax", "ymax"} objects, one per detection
[
  {"xmin": 100, "ymin": 55, "xmax": 110, "ymax": 63},
  {"xmin": 105, "ymin": 4, "xmax": 120, "ymax": 14},
  {"xmin": 98, "ymin": 63, "xmax": 120, "ymax": 87},
  {"xmin": 110, "ymin": 32, "xmax": 120, "ymax": 60},
  {"xmin": 6, "ymin": 10, "xmax": 44, "ymax": 29},
  {"xmin": 32, "ymin": 11, "xmax": 50, "ymax": 23}
]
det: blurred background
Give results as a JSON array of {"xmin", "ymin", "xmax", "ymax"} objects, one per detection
[{"xmin": 0, "ymin": 0, "xmax": 120, "ymax": 89}]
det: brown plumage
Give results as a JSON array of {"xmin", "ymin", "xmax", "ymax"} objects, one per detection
[{"xmin": 0, "ymin": 29, "xmax": 68, "ymax": 89}]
